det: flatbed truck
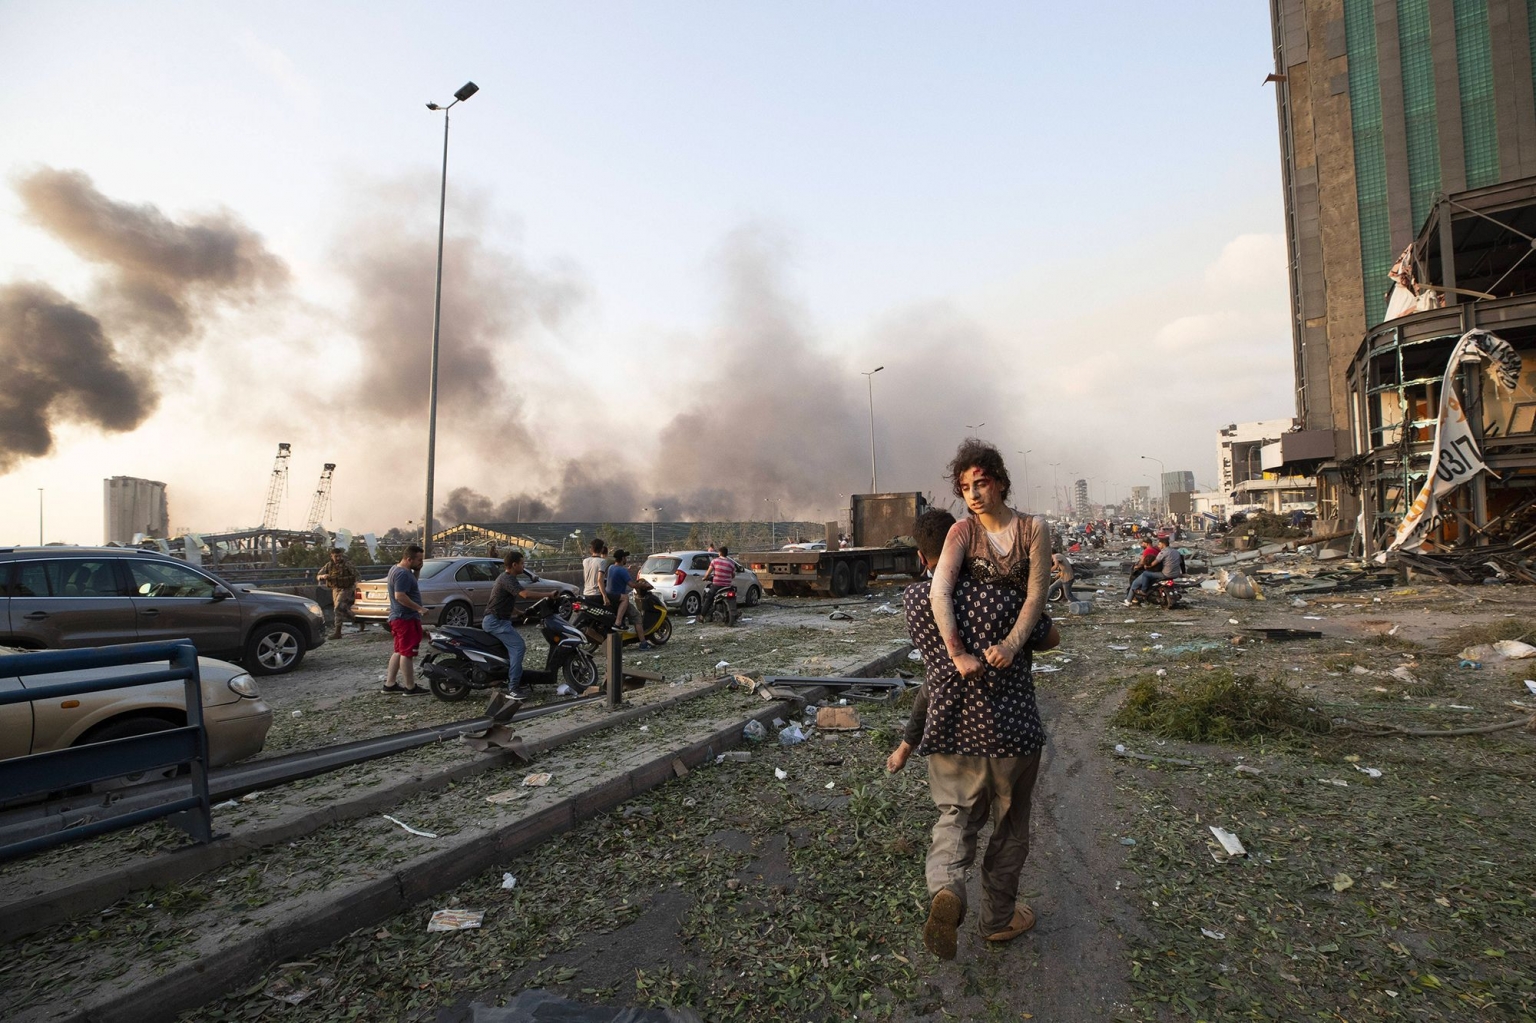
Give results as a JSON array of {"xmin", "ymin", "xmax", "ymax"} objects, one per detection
[{"xmin": 745, "ymin": 492, "xmax": 927, "ymax": 597}]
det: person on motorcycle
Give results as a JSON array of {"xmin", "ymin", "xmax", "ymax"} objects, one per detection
[
  {"xmin": 1046, "ymin": 552, "xmax": 1074, "ymax": 603},
  {"xmin": 605, "ymin": 550, "xmax": 652, "ymax": 650},
  {"xmin": 1125, "ymin": 536, "xmax": 1184, "ymax": 606},
  {"xmin": 704, "ymin": 545, "xmax": 736, "ymax": 616},
  {"xmin": 482, "ymin": 550, "xmax": 540, "ymax": 699},
  {"xmin": 582, "ymin": 538, "xmax": 611, "ymax": 607}
]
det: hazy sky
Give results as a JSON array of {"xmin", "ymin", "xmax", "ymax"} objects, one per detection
[{"xmin": 0, "ymin": 1, "xmax": 1293, "ymax": 543}]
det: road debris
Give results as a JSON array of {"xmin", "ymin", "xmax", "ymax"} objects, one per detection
[
  {"xmin": 816, "ymin": 706, "xmax": 862, "ymax": 731},
  {"xmin": 426, "ymin": 909, "xmax": 484, "ymax": 932},
  {"xmin": 500, "ymin": 873, "xmax": 517, "ymax": 890},
  {"xmin": 742, "ymin": 719, "xmax": 767, "ymax": 742},
  {"xmin": 1208, "ymin": 826, "xmax": 1247, "ymax": 861},
  {"xmin": 381, "ymin": 814, "xmax": 437, "ymax": 839},
  {"xmin": 522, "ymin": 773, "xmax": 553, "ymax": 787}
]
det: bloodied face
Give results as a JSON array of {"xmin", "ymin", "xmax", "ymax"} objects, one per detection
[{"xmin": 959, "ymin": 467, "xmax": 1004, "ymax": 518}]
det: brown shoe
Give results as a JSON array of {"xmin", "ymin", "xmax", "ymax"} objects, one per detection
[
  {"xmin": 923, "ymin": 889, "xmax": 963, "ymax": 960},
  {"xmin": 981, "ymin": 905, "xmax": 1036, "ymax": 942}
]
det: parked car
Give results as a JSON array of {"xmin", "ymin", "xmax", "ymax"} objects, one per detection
[
  {"xmin": 781, "ymin": 541, "xmax": 827, "ymax": 552},
  {"xmin": 638, "ymin": 551, "xmax": 761, "ymax": 616},
  {"xmin": 0, "ymin": 646, "xmax": 273, "ymax": 768},
  {"xmin": 0, "ymin": 547, "xmax": 327, "ymax": 676},
  {"xmin": 353, "ymin": 557, "xmax": 579, "ymax": 628}
]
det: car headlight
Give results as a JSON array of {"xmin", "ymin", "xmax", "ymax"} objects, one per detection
[
  {"xmin": 226, "ymin": 673, "xmax": 260, "ymax": 699},
  {"xmin": 305, "ymin": 601, "xmax": 323, "ymax": 616}
]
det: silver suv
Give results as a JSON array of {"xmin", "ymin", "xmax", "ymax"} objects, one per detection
[{"xmin": 0, "ymin": 547, "xmax": 327, "ymax": 675}]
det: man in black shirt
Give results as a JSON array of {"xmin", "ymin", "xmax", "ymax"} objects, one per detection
[{"xmin": 482, "ymin": 550, "xmax": 538, "ymax": 699}]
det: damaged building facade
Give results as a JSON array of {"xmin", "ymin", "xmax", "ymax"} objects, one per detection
[{"xmin": 1270, "ymin": 0, "xmax": 1536, "ymax": 558}]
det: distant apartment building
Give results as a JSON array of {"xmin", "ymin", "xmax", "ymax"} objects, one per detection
[
  {"xmin": 104, "ymin": 476, "xmax": 168, "ymax": 544},
  {"xmin": 1130, "ymin": 485, "xmax": 1151, "ymax": 512},
  {"xmin": 1217, "ymin": 419, "xmax": 1321, "ymax": 515},
  {"xmin": 1073, "ymin": 478, "xmax": 1090, "ymax": 518},
  {"xmin": 1269, "ymin": 0, "xmax": 1536, "ymax": 551}
]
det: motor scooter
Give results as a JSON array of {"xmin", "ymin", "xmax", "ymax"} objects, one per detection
[
  {"xmin": 421, "ymin": 596, "xmax": 598, "ymax": 702},
  {"xmin": 569, "ymin": 588, "xmax": 673, "ymax": 649},
  {"xmin": 701, "ymin": 583, "xmax": 738, "ymax": 626}
]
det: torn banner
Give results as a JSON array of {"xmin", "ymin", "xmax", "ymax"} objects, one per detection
[{"xmin": 1383, "ymin": 329, "xmax": 1523, "ymax": 557}]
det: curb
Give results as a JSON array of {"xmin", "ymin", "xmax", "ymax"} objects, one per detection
[
  {"xmin": 61, "ymin": 644, "xmax": 911, "ymax": 1023},
  {"xmin": 1, "ymin": 680, "xmax": 731, "ymax": 945}
]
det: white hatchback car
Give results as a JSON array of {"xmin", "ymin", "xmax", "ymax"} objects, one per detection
[{"xmin": 639, "ymin": 551, "xmax": 761, "ymax": 616}]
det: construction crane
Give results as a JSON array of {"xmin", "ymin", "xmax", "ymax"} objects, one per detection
[
  {"xmin": 305, "ymin": 463, "xmax": 336, "ymax": 530},
  {"xmin": 260, "ymin": 443, "xmax": 292, "ymax": 529}
]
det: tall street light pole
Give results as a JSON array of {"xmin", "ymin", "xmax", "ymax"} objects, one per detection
[
  {"xmin": 1140, "ymin": 454, "xmax": 1165, "ymax": 518},
  {"xmin": 862, "ymin": 366, "xmax": 883, "ymax": 493},
  {"xmin": 1016, "ymin": 450, "xmax": 1031, "ymax": 512},
  {"xmin": 421, "ymin": 80, "xmax": 479, "ymax": 557},
  {"xmin": 965, "ymin": 422, "xmax": 986, "ymax": 437},
  {"xmin": 38, "ymin": 489, "xmax": 43, "ymax": 545},
  {"xmin": 1049, "ymin": 462, "xmax": 1061, "ymax": 514}
]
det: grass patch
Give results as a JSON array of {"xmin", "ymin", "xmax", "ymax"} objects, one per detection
[
  {"xmin": 1436, "ymin": 618, "xmax": 1535, "ymax": 656},
  {"xmin": 1111, "ymin": 669, "xmax": 1330, "ymax": 743}
]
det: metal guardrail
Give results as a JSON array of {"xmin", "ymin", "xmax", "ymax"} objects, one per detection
[{"xmin": 0, "ymin": 641, "xmax": 212, "ymax": 861}]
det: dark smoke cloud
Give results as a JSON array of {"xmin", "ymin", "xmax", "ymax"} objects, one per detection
[
  {"xmin": 0, "ymin": 284, "xmax": 152, "ymax": 471},
  {"xmin": 16, "ymin": 168, "xmax": 287, "ymax": 346},
  {"xmin": 432, "ymin": 228, "xmax": 1023, "ymax": 527},
  {"xmin": 0, "ymin": 168, "xmax": 289, "ymax": 473},
  {"xmin": 333, "ymin": 179, "xmax": 586, "ymax": 454}
]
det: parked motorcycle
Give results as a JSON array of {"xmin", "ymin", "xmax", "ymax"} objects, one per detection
[
  {"xmin": 421, "ymin": 595, "xmax": 598, "ymax": 702},
  {"xmin": 701, "ymin": 583, "xmax": 738, "ymax": 626},
  {"xmin": 569, "ymin": 588, "xmax": 673, "ymax": 649}
]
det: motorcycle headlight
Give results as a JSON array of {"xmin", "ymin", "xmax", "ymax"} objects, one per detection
[
  {"xmin": 226, "ymin": 673, "xmax": 260, "ymax": 699},
  {"xmin": 304, "ymin": 601, "xmax": 323, "ymax": 616}
]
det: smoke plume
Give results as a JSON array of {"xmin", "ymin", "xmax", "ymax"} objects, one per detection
[
  {"xmin": 16, "ymin": 168, "xmax": 287, "ymax": 345},
  {"xmin": 333, "ymin": 179, "xmax": 585, "ymax": 456},
  {"xmin": 0, "ymin": 285, "xmax": 152, "ymax": 471},
  {"xmin": 431, "ymin": 228, "xmax": 1025, "ymax": 527},
  {"xmin": 0, "ymin": 168, "xmax": 288, "ymax": 471}
]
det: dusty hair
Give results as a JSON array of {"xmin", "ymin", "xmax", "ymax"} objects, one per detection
[
  {"xmin": 946, "ymin": 439, "xmax": 1012, "ymax": 503},
  {"xmin": 503, "ymin": 549, "xmax": 525, "ymax": 568},
  {"xmin": 913, "ymin": 508, "xmax": 957, "ymax": 563}
]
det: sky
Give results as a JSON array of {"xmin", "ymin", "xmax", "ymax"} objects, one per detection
[{"xmin": 0, "ymin": 1, "xmax": 1294, "ymax": 544}]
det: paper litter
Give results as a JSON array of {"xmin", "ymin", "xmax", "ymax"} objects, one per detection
[{"xmin": 427, "ymin": 909, "xmax": 484, "ymax": 932}]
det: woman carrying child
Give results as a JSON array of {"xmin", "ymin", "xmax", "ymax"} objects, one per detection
[{"xmin": 930, "ymin": 440, "xmax": 1052, "ymax": 680}]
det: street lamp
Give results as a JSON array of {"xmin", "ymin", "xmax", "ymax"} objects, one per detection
[
  {"xmin": 1140, "ymin": 455, "xmax": 1166, "ymax": 518},
  {"xmin": 965, "ymin": 422, "xmax": 986, "ymax": 437},
  {"xmin": 862, "ymin": 366, "xmax": 883, "ymax": 493},
  {"xmin": 1016, "ymin": 450, "xmax": 1031, "ymax": 512},
  {"xmin": 644, "ymin": 506, "xmax": 663, "ymax": 552},
  {"xmin": 1049, "ymin": 462, "xmax": 1061, "ymax": 514},
  {"xmin": 421, "ymin": 79, "xmax": 479, "ymax": 557},
  {"xmin": 765, "ymin": 497, "xmax": 779, "ymax": 548}
]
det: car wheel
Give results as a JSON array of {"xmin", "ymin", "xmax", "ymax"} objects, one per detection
[
  {"xmin": 441, "ymin": 602, "xmax": 473, "ymax": 628},
  {"xmin": 682, "ymin": 591, "xmax": 702, "ymax": 616},
  {"xmin": 744, "ymin": 585, "xmax": 761, "ymax": 607},
  {"xmin": 650, "ymin": 617, "xmax": 673, "ymax": 645},
  {"xmin": 851, "ymin": 561, "xmax": 870, "ymax": 594},
  {"xmin": 829, "ymin": 561, "xmax": 852, "ymax": 598},
  {"xmin": 78, "ymin": 715, "xmax": 180, "ymax": 789},
  {"xmin": 246, "ymin": 622, "xmax": 306, "ymax": 676}
]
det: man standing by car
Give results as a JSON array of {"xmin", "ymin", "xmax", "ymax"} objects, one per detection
[
  {"xmin": 317, "ymin": 547, "xmax": 359, "ymax": 639},
  {"xmin": 482, "ymin": 550, "xmax": 538, "ymax": 700},
  {"xmin": 384, "ymin": 545, "xmax": 428, "ymax": 695},
  {"xmin": 705, "ymin": 545, "xmax": 736, "ymax": 616}
]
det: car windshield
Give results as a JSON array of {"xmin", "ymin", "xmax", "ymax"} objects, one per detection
[
  {"xmin": 642, "ymin": 556, "xmax": 679, "ymax": 575},
  {"xmin": 419, "ymin": 559, "xmax": 453, "ymax": 580}
]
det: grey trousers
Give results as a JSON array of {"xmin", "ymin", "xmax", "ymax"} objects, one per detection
[{"xmin": 925, "ymin": 750, "xmax": 1042, "ymax": 933}]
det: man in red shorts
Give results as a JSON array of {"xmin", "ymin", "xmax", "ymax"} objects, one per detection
[{"xmin": 383, "ymin": 544, "xmax": 429, "ymax": 695}]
